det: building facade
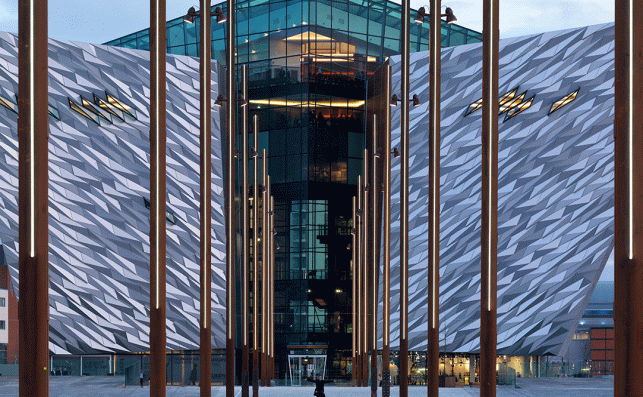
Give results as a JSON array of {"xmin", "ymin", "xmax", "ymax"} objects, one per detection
[
  {"xmin": 105, "ymin": 0, "xmax": 481, "ymax": 381},
  {"xmin": 0, "ymin": 2, "xmax": 617, "ymax": 386},
  {"xmin": 368, "ymin": 22, "xmax": 613, "ymax": 374}
]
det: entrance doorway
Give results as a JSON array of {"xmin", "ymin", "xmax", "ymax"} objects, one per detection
[{"xmin": 288, "ymin": 355, "xmax": 327, "ymax": 386}]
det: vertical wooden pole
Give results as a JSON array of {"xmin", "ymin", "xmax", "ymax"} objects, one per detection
[
  {"xmin": 481, "ymin": 0, "xmax": 499, "ymax": 396},
  {"xmin": 225, "ymin": 0, "xmax": 237, "ymax": 393},
  {"xmin": 199, "ymin": 2, "xmax": 213, "ymax": 395},
  {"xmin": 261, "ymin": 151, "xmax": 268, "ymax": 387},
  {"xmin": 371, "ymin": 117, "xmax": 378, "ymax": 397},
  {"xmin": 268, "ymin": 181, "xmax": 274, "ymax": 385},
  {"xmin": 252, "ymin": 116, "xmax": 260, "ymax": 397},
  {"xmin": 381, "ymin": 64, "xmax": 392, "ymax": 397},
  {"xmin": 241, "ymin": 64, "xmax": 250, "ymax": 397},
  {"xmin": 362, "ymin": 149, "xmax": 369, "ymax": 387},
  {"xmin": 356, "ymin": 175, "xmax": 363, "ymax": 387},
  {"xmin": 18, "ymin": 0, "xmax": 49, "ymax": 395},
  {"xmin": 351, "ymin": 196, "xmax": 358, "ymax": 385},
  {"xmin": 399, "ymin": 0, "xmax": 410, "ymax": 392},
  {"xmin": 150, "ymin": 0, "xmax": 167, "ymax": 394},
  {"xmin": 427, "ymin": 1, "xmax": 441, "ymax": 396},
  {"xmin": 615, "ymin": 0, "xmax": 643, "ymax": 395}
]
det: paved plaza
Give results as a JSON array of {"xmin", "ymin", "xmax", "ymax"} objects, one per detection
[{"xmin": 0, "ymin": 377, "xmax": 614, "ymax": 396}]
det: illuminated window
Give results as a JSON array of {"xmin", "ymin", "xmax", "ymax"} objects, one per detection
[
  {"xmin": 0, "ymin": 95, "xmax": 18, "ymax": 114},
  {"xmin": 549, "ymin": 89, "xmax": 579, "ymax": 114},
  {"xmin": 499, "ymin": 92, "xmax": 525, "ymax": 114},
  {"xmin": 94, "ymin": 93, "xmax": 124, "ymax": 121},
  {"xmin": 81, "ymin": 97, "xmax": 112, "ymax": 123},
  {"xmin": 69, "ymin": 98, "xmax": 100, "ymax": 125},
  {"xmin": 144, "ymin": 197, "xmax": 177, "ymax": 225},
  {"xmin": 106, "ymin": 92, "xmax": 137, "ymax": 119},
  {"xmin": 465, "ymin": 88, "xmax": 518, "ymax": 116},
  {"xmin": 504, "ymin": 96, "xmax": 535, "ymax": 121}
]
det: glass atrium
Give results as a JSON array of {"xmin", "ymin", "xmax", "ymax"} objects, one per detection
[{"xmin": 106, "ymin": 0, "xmax": 481, "ymax": 380}]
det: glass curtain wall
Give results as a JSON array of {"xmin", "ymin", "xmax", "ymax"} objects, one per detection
[{"xmin": 105, "ymin": 0, "xmax": 481, "ymax": 381}]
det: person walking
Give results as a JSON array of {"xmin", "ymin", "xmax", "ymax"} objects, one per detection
[
  {"xmin": 306, "ymin": 375, "xmax": 333, "ymax": 397},
  {"xmin": 140, "ymin": 370, "xmax": 144, "ymax": 387}
]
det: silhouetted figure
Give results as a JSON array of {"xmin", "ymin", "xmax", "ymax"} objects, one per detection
[
  {"xmin": 306, "ymin": 376, "xmax": 333, "ymax": 397},
  {"xmin": 190, "ymin": 364, "xmax": 197, "ymax": 385}
]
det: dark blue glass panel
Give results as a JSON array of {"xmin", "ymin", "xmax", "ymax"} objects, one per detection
[
  {"xmin": 249, "ymin": 4, "xmax": 270, "ymax": 33},
  {"xmin": 271, "ymin": 1, "xmax": 288, "ymax": 31}
]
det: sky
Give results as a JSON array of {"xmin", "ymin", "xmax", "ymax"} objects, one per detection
[
  {"xmin": 0, "ymin": 0, "xmax": 616, "ymax": 282},
  {"xmin": 0, "ymin": 0, "xmax": 615, "ymax": 44}
]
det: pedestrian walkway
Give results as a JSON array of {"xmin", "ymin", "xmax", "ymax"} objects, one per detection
[{"xmin": 0, "ymin": 376, "xmax": 614, "ymax": 397}]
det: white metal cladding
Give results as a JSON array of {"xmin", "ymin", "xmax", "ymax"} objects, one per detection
[
  {"xmin": 385, "ymin": 23, "xmax": 614, "ymax": 356},
  {"xmin": 0, "ymin": 33, "xmax": 227, "ymax": 354}
]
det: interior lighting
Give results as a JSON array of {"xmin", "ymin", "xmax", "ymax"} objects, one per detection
[
  {"xmin": 549, "ymin": 89, "xmax": 579, "ymax": 114},
  {"xmin": 248, "ymin": 99, "xmax": 365, "ymax": 108},
  {"xmin": 498, "ymin": 92, "xmax": 525, "ymax": 114},
  {"xmin": 504, "ymin": 96, "xmax": 535, "ymax": 121}
]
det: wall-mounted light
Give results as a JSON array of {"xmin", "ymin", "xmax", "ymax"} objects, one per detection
[{"xmin": 392, "ymin": 148, "xmax": 401, "ymax": 158}]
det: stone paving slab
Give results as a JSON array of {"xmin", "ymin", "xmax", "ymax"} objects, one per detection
[{"xmin": 0, "ymin": 377, "xmax": 614, "ymax": 397}]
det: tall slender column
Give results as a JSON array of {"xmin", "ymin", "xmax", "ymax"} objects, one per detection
[
  {"xmin": 241, "ymin": 64, "xmax": 250, "ymax": 397},
  {"xmin": 150, "ymin": 0, "xmax": 167, "ymax": 395},
  {"xmin": 399, "ymin": 0, "xmax": 410, "ymax": 393},
  {"xmin": 371, "ymin": 117, "xmax": 378, "ymax": 397},
  {"xmin": 381, "ymin": 64, "xmax": 392, "ymax": 397},
  {"xmin": 199, "ymin": 2, "xmax": 213, "ymax": 395},
  {"xmin": 18, "ymin": 1, "xmax": 49, "ymax": 395},
  {"xmin": 615, "ymin": 0, "xmax": 643, "ymax": 395},
  {"xmin": 427, "ymin": 1, "xmax": 441, "ymax": 396},
  {"xmin": 351, "ymin": 196, "xmax": 358, "ymax": 385},
  {"xmin": 225, "ymin": 0, "xmax": 237, "ymax": 393},
  {"xmin": 268, "ymin": 180, "xmax": 274, "ymax": 385},
  {"xmin": 480, "ymin": 0, "xmax": 498, "ymax": 396},
  {"xmin": 362, "ymin": 149, "xmax": 369, "ymax": 386},
  {"xmin": 252, "ymin": 116, "xmax": 260, "ymax": 397},
  {"xmin": 356, "ymin": 175, "xmax": 363, "ymax": 387},
  {"xmin": 261, "ymin": 151, "xmax": 268, "ymax": 387}
]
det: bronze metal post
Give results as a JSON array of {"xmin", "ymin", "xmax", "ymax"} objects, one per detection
[
  {"xmin": 199, "ymin": 1, "xmax": 213, "ymax": 395},
  {"xmin": 427, "ymin": 1, "xmax": 441, "ymax": 396},
  {"xmin": 261, "ymin": 151, "xmax": 268, "ymax": 387},
  {"xmin": 252, "ymin": 116, "xmax": 259, "ymax": 397},
  {"xmin": 268, "ymin": 181, "xmax": 274, "ymax": 385},
  {"xmin": 351, "ymin": 196, "xmax": 357, "ymax": 385},
  {"xmin": 356, "ymin": 175, "xmax": 363, "ymax": 387},
  {"xmin": 614, "ymin": 0, "xmax": 643, "ymax": 395},
  {"xmin": 381, "ymin": 65, "xmax": 392, "ymax": 397},
  {"xmin": 371, "ymin": 128, "xmax": 379, "ymax": 397},
  {"xmin": 225, "ymin": 0, "xmax": 237, "ymax": 393},
  {"xmin": 150, "ymin": 0, "xmax": 167, "ymax": 395},
  {"xmin": 18, "ymin": 0, "xmax": 49, "ymax": 395},
  {"xmin": 481, "ymin": 0, "xmax": 498, "ymax": 396},
  {"xmin": 241, "ymin": 64, "xmax": 250, "ymax": 397},
  {"xmin": 362, "ymin": 149, "xmax": 369, "ymax": 386},
  {"xmin": 399, "ymin": 0, "xmax": 410, "ymax": 393}
]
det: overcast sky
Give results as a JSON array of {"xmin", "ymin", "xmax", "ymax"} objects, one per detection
[{"xmin": 0, "ymin": 0, "xmax": 615, "ymax": 44}]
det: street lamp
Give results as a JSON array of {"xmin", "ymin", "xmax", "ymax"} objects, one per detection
[
  {"xmin": 184, "ymin": 6, "xmax": 227, "ymax": 24},
  {"xmin": 414, "ymin": 6, "xmax": 457, "ymax": 24},
  {"xmin": 389, "ymin": 94, "xmax": 422, "ymax": 107}
]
